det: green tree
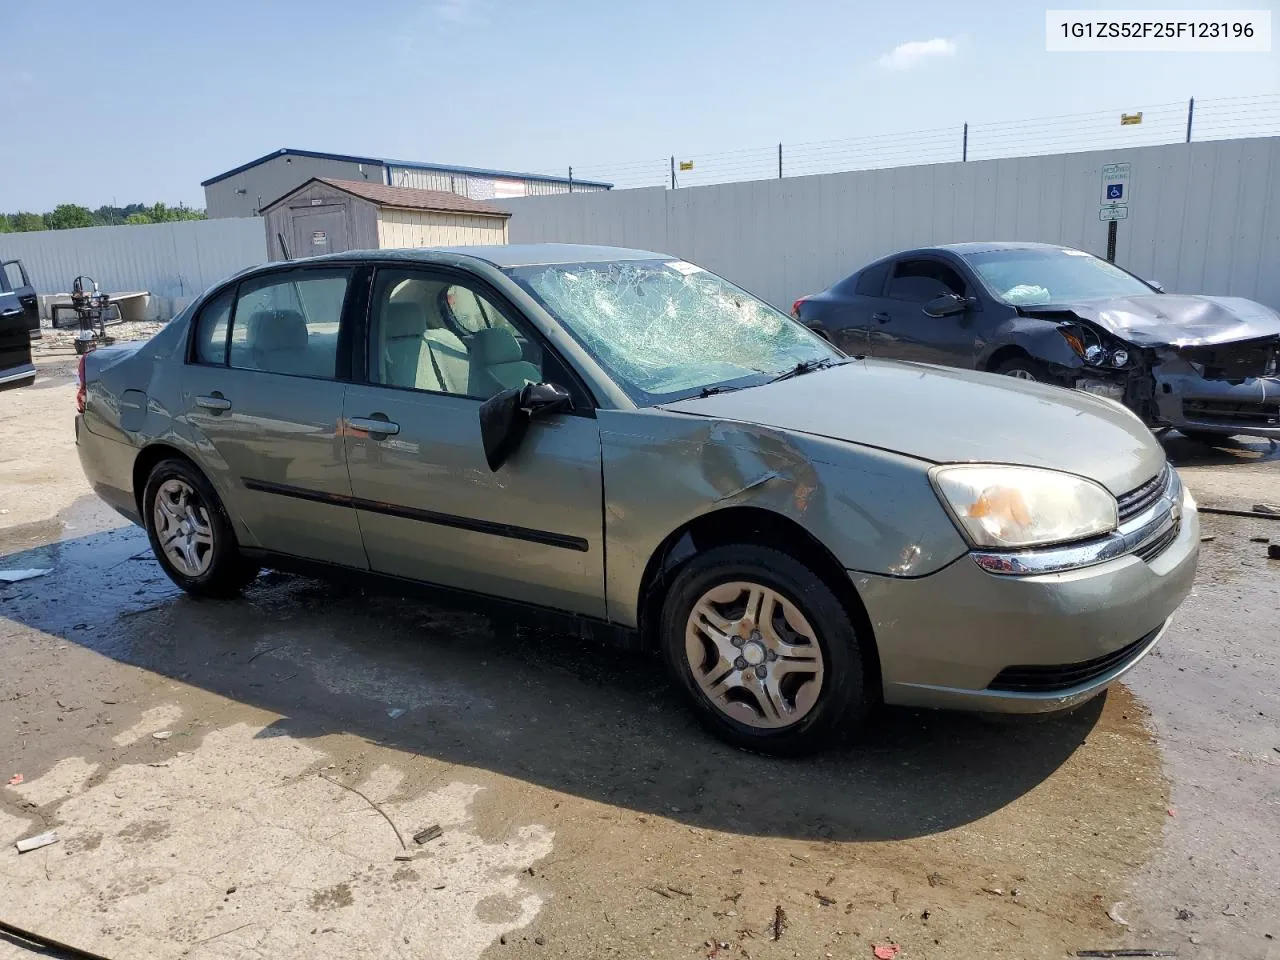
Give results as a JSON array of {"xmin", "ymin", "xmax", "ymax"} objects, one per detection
[
  {"xmin": 44, "ymin": 204, "xmax": 95, "ymax": 230},
  {"xmin": 124, "ymin": 212, "xmax": 153, "ymax": 225},
  {"xmin": 11, "ymin": 212, "xmax": 46, "ymax": 232},
  {"xmin": 0, "ymin": 216, "xmax": 11, "ymax": 233}
]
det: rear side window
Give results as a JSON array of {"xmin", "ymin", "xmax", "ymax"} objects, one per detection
[
  {"xmin": 229, "ymin": 270, "xmax": 350, "ymax": 378},
  {"xmin": 192, "ymin": 289, "xmax": 233, "ymax": 365},
  {"xmin": 886, "ymin": 259, "xmax": 967, "ymax": 303},
  {"xmin": 853, "ymin": 262, "xmax": 889, "ymax": 297}
]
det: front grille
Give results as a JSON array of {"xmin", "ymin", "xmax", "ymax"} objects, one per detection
[
  {"xmin": 1117, "ymin": 465, "xmax": 1170, "ymax": 523},
  {"xmin": 1136, "ymin": 520, "xmax": 1179, "ymax": 562},
  {"xmin": 987, "ymin": 626, "xmax": 1162, "ymax": 693},
  {"xmin": 1182, "ymin": 398, "xmax": 1280, "ymax": 427}
]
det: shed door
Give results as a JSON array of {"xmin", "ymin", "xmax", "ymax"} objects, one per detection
[{"xmin": 291, "ymin": 207, "xmax": 349, "ymax": 257}]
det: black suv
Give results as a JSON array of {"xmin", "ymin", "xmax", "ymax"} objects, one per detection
[{"xmin": 1, "ymin": 258, "xmax": 38, "ymax": 387}]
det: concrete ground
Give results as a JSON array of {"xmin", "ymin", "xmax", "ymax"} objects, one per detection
[{"xmin": 1, "ymin": 351, "xmax": 1278, "ymax": 960}]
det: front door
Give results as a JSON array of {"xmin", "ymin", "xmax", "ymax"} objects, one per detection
[
  {"xmin": 178, "ymin": 265, "xmax": 366, "ymax": 567},
  {"xmin": 874, "ymin": 258, "xmax": 978, "ymax": 367},
  {"xmin": 2, "ymin": 260, "xmax": 39, "ymax": 340},
  {"xmin": 0, "ymin": 288, "xmax": 34, "ymax": 385},
  {"xmin": 342, "ymin": 266, "xmax": 606, "ymax": 617}
]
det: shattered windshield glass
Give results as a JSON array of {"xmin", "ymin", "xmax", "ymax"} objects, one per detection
[
  {"xmin": 505, "ymin": 259, "xmax": 839, "ymax": 404},
  {"xmin": 964, "ymin": 248, "xmax": 1155, "ymax": 306}
]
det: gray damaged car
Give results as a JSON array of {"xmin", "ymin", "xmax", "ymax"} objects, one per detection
[
  {"xmin": 75, "ymin": 244, "xmax": 1199, "ymax": 753},
  {"xmin": 795, "ymin": 242, "xmax": 1280, "ymax": 442}
]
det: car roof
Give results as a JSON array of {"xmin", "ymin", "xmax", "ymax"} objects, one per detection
[
  {"xmin": 891, "ymin": 241, "xmax": 1074, "ymax": 260},
  {"xmin": 278, "ymin": 243, "xmax": 671, "ymax": 270}
]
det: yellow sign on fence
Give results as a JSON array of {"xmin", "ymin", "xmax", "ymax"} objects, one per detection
[
  {"xmin": 1120, "ymin": 112, "xmax": 1143, "ymax": 125},
  {"xmin": 679, "ymin": 161, "xmax": 694, "ymax": 171}
]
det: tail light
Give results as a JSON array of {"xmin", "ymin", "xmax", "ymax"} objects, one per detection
[
  {"xmin": 791, "ymin": 297, "xmax": 807, "ymax": 319},
  {"xmin": 76, "ymin": 355, "xmax": 87, "ymax": 413}
]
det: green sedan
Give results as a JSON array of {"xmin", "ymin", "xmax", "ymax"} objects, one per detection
[{"xmin": 75, "ymin": 245, "xmax": 1198, "ymax": 753}]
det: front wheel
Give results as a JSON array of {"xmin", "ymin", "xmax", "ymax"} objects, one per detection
[
  {"xmin": 142, "ymin": 457, "xmax": 258, "ymax": 598},
  {"xmin": 994, "ymin": 356, "xmax": 1054, "ymax": 382},
  {"xmin": 659, "ymin": 545, "xmax": 867, "ymax": 755}
]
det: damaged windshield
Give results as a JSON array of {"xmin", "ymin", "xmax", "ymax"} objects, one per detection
[
  {"xmin": 505, "ymin": 259, "xmax": 839, "ymax": 404},
  {"xmin": 964, "ymin": 248, "xmax": 1155, "ymax": 306}
]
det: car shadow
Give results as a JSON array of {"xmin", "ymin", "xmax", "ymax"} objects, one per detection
[
  {"xmin": 1, "ymin": 512, "xmax": 1105, "ymax": 844},
  {"xmin": 1162, "ymin": 431, "xmax": 1279, "ymax": 468}
]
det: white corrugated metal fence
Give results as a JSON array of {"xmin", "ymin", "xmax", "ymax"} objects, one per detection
[
  {"xmin": 500, "ymin": 137, "xmax": 1280, "ymax": 312},
  {"xmin": 0, "ymin": 217, "xmax": 266, "ymax": 305}
]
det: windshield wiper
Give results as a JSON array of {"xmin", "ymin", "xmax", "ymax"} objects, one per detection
[
  {"xmin": 767, "ymin": 357, "xmax": 844, "ymax": 384},
  {"xmin": 698, "ymin": 384, "xmax": 746, "ymax": 398}
]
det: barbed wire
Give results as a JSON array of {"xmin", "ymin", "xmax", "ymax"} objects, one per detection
[{"xmin": 563, "ymin": 93, "xmax": 1280, "ymax": 191}]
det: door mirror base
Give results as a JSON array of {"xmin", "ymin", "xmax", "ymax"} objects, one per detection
[
  {"xmin": 479, "ymin": 382, "xmax": 573, "ymax": 471},
  {"xmin": 922, "ymin": 293, "xmax": 973, "ymax": 318}
]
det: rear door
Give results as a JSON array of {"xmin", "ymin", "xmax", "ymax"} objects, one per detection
[
  {"xmin": 874, "ymin": 257, "xmax": 979, "ymax": 367},
  {"xmin": 807, "ymin": 261, "xmax": 891, "ymax": 356},
  {"xmin": 0, "ymin": 279, "xmax": 34, "ymax": 386},
  {"xmin": 2, "ymin": 260, "xmax": 39, "ymax": 340},
  {"xmin": 341, "ymin": 265, "xmax": 606, "ymax": 617},
  {"xmin": 179, "ymin": 265, "xmax": 366, "ymax": 567}
]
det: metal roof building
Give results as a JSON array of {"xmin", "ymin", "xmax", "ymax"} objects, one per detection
[{"xmin": 201, "ymin": 148, "xmax": 610, "ymax": 219}]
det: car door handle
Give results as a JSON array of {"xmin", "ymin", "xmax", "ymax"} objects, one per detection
[
  {"xmin": 872, "ymin": 312, "xmax": 891, "ymax": 324},
  {"xmin": 0, "ymin": 308, "xmax": 21, "ymax": 318},
  {"xmin": 349, "ymin": 416, "xmax": 400, "ymax": 437},
  {"xmin": 195, "ymin": 394, "xmax": 232, "ymax": 412}
]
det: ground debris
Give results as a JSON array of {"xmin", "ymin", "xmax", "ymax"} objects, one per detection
[
  {"xmin": 1253, "ymin": 503, "xmax": 1280, "ymax": 515},
  {"xmin": 1174, "ymin": 907, "xmax": 1193, "ymax": 921},
  {"xmin": 873, "ymin": 945, "xmax": 901, "ymax": 959},
  {"xmin": 926, "ymin": 871, "xmax": 944, "ymax": 887},
  {"xmin": 809, "ymin": 890, "xmax": 836, "ymax": 907},
  {"xmin": 1199, "ymin": 534, "xmax": 1216, "ymax": 542},
  {"xmin": 6, "ymin": 774, "xmax": 23, "ymax": 786},
  {"xmin": 151, "ymin": 731, "xmax": 173, "ymax": 740},
  {"xmin": 318, "ymin": 773, "xmax": 406, "ymax": 850},
  {"xmin": 1268, "ymin": 544, "xmax": 1280, "ymax": 560},
  {"xmin": 1076, "ymin": 951, "xmax": 1177, "ymax": 958},
  {"xmin": 771, "ymin": 904, "xmax": 787, "ymax": 941},
  {"xmin": 647, "ymin": 885, "xmax": 674, "ymax": 899},
  {"xmin": 981, "ymin": 886, "xmax": 1004, "ymax": 896},
  {"xmin": 1249, "ymin": 535, "xmax": 1271, "ymax": 543},
  {"xmin": 15, "ymin": 831, "xmax": 59, "ymax": 853},
  {"xmin": 1106, "ymin": 902, "xmax": 1130, "ymax": 926},
  {"xmin": 0, "ymin": 568, "xmax": 51, "ymax": 583},
  {"xmin": 667, "ymin": 885, "xmax": 693, "ymax": 897},
  {"xmin": 413, "ymin": 825, "xmax": 442, "ymax": 845}
]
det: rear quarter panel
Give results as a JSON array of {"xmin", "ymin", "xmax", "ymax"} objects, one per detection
[{"xmin": 598, "ymin": 408, "xmax": 968, "ymax": 627}]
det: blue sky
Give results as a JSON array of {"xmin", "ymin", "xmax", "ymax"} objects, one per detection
[{"xmin": 2, "ymin": 0, "xmax": 1277, "ymax": 210}]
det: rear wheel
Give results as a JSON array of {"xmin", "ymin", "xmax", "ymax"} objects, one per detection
[
  {"xmin": 994, "ymin": 356, "xmax": 1054, "ymax": 382},
  {"xmin": 659, "ymin": 545, "xmax": 867, "ymax": 755},
  {"xmin": 142, "ymin": 457, "xmax": 258, "ymax": 598}
]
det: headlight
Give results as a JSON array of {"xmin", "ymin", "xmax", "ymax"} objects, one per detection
[{"xmin": 931, "ymin": 465, "xmax": 1118, "ymax": 549}]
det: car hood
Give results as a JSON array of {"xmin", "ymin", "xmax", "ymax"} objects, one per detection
[
  {"xmin": 660, "ymin": 360, "xmax": 1164, "ymax": 496},
  {"xmin": 1019, "ymin": 294, "xmax": 1280, "ymax": 348}
]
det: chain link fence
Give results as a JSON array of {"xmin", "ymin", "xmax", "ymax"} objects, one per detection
[{"xmin": 559, "ymin": 93, "xmax": 1280, "ymax": 191}]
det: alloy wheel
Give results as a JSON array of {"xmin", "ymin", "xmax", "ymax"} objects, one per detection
[
  {"xmin": 684, "ymin": 581, "xmax": 825, "ymax": 729},
  {"xmin": 153, "ymin": 478, "xmax": 215, "ymax": 577}
]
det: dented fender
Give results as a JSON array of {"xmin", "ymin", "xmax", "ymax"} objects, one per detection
[{"xmin": 597, "ymin": 408, "xmax": 969, "ymax": 628}]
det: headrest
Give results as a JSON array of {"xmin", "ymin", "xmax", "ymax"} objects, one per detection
[
  {"xmin": 470, "ymin": 327, "xmax": 522, "ymax": 365},
  {"xmin": 248, "ymin": 310, "xmax": 307, "ymax": 352},
  {"xmin": 384, "ymin": 301, "xmax": 427, "ymax": 340}
]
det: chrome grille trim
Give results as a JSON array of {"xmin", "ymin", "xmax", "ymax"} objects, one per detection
[{"xmin": 971, "ymin": 465, "xmax": 1183, "ymax": 576}]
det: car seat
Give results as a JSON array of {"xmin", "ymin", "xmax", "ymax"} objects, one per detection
[
  {"xmin": 468, "ymin": 327, "xmax": 540, "ymax": 398},
  {"xmin": 248, "ymin": 310, "xmax": 311, "ymax": 376},
  {"xmin": 381, "ymin": 301, "xmax": 433, "ymax": 389}
]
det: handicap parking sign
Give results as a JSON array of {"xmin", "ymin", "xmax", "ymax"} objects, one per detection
[{"xmin": 1107, "ymin": 183, "xmax": 1124, "ymax": 201}]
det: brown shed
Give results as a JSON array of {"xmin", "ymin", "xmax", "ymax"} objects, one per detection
[{"xmin": 261, "ymin": 177, "xmax": 511, "ymax": 261}]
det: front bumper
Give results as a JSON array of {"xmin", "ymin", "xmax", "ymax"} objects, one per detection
[
  {"xmin": 1152, "ymin": 367, "xmax": 1280, "ymax": 439},
  {"xmin": 854, "ymin": 482, "xmax": 1198, "ymax": 713}
]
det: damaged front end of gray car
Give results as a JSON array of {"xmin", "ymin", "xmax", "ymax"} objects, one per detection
[{"xmin": 1019, "ymin": 303, "xmax": 1280, "ymax": 440}]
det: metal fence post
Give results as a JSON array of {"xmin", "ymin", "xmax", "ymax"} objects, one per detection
[
  {"xmin": 670, "ymin": 156, "xmax": 676, "ymax": 190},
  {"xmin": 778, "ymin": 143, "xmax": 783, "ymax": 179},
  {"xmin": 963, "ymin": 123, "xmax": 969, "ymax": 162},
  {"xmin": 568, "ymin": 166, "xmax": 573, "ymax": 193},
  {"xmin": 1186, "ymin": 98, "xmax": 1195, "ymax": 143}
]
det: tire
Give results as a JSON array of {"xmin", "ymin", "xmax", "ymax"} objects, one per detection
[
  {"xmin": 1179, "ymin": 429, "xmax": 1231, "ymax": 445},
  {"xmin": 994, "ymin": 356, "xmax": 1054, "ymax": 382},
  {"xmin": 659, "ymin": 544, "xmax": 867, "ymax": 755},
  {"xmin": 142, "ymin": 457, "xmax": 259, "ymax": 598}
]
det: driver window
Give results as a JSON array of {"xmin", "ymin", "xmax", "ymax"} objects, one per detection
[
  {"xmin": 370, "ymin": 270, "xmax": 543, "ymax": 400},
  {"xmin": 886, "ymin": 259, "xmax": 967, "ymax": 304}
]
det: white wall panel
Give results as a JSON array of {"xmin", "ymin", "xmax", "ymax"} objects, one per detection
[
  {"xmin": 501, "ymin": 137, "xmax": 1280, "ymax": 312},
  {"xmin": 0, "ymin": 217, "xmax": 266, "ymax": 301}
]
